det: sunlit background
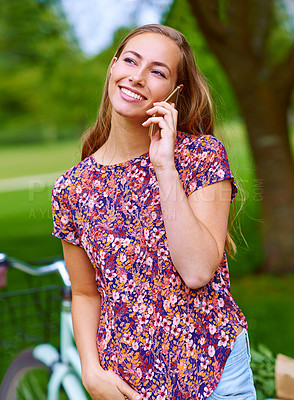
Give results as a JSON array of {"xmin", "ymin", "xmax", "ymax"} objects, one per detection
[{"xmin": 61, "ymin": 0, "xmax": 173, "ymax": 55}]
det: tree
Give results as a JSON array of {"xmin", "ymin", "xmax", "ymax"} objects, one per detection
[
  {"xmin": 183, "ymin": 0, "xmax": 294, "ymax": 273},
  {"xmin": 0, "ymin": 0, "xmax": 84, "ymax": 143}
]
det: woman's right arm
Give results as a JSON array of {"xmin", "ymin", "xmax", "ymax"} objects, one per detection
[{"xmin": 62, "ymin": 240, "xmax": 142, "ymax": 400}]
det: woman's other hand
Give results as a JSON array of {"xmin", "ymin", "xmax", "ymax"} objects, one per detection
[{"xmin": 82, "ymin": 366, "xmax": 142, "ymax": 400}]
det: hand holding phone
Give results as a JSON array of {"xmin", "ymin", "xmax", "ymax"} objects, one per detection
[{"xmin": 148, "ymin": 84, "xmax": 183, "ymax": 137}]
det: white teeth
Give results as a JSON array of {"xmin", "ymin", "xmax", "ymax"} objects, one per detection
[{"xmin": 121, "ymin": 87, "xmax": 144, "ymax": 100}]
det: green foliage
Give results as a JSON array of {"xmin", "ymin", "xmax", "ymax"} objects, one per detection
[
  {"xmin": 218, "ymin": 0, "xmax": 230, "ymax": 23},
  {"xmin": 164, "ymin": 0, "xmax": 240, "ymax": 122},
  {"xmin": 231, "ymin": 271, "xmax": 294, "ymax": 360},
  {"xmin": 266, "ymin": 0, "xmax": 294, "ymax": 65},
  {"xmin": 0, "ymin": 0, "xmax": 242, "ymax": 146},
  {"xmin": 250, "ymin": 344, "xmax": 276, "ymax": 400},
  {"xmin": 217, "ymin": 121, "xmax": 264, "ymax": 275},
  {"xmin": 0, "ymin": 0, "xmax": 135, "ymax": 146},
  {"xmin": 0, "ymin": 0, "xmax": 85, "ymax": 144}
]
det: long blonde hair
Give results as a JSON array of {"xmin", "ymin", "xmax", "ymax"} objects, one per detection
[
  {"xmin": 81, "ymin": 24, "xmax": 236, "ymax": 256},
  {"xmin": 81, "ymin": 24, "xmax": 213, "ymax": 160}
]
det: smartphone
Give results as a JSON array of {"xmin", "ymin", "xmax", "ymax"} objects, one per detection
[
  {"xmin": 148, "ymin": 84, "xmax": 183, "ymax": 137},
  {"xmin": 164, "ymin": 84, "xmax": 183, "ymax": 105}
]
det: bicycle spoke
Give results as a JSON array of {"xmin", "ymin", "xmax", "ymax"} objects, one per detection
[{"xmin": 28, "ymin": 372, "xmax": 47, "ymax": 399}]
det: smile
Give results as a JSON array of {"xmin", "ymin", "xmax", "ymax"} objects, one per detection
[{"xmin": 120, "ymin": 87, "xmax": 145, "ymax": 101}]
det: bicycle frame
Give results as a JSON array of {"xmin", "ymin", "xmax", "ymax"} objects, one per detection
[
  {"xmin": 33, "ymin": 298, "xmax": 88, "ymax": 400},
  {"xmin": 1, "ymin": 254, "xmax": 89, "ymax": 400}
]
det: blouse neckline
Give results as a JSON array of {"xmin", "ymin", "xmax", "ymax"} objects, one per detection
[{"xmin": 89, "ymin": 151, "xmax": 149, "ymax": 170}]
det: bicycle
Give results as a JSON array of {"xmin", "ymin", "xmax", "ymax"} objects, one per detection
[{"xmin": 0, "ymin": 252, "xmax": 90, "ymax": 400}]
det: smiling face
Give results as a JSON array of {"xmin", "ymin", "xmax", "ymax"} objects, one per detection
[{"xmin": 108, "ymin": 32, "xmax": 181, "ymax": 122}]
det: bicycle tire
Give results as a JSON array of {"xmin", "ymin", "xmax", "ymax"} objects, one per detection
[{"xmin": 0, "ymin": 349, "xmax": 70, "ymax": 400}]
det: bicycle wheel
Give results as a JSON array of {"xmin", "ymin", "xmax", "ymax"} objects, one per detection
[{"xmin": 0, "ymin": 350, "xmax": 70, "ymax": 400}]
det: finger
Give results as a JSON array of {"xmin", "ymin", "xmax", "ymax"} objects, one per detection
[
  {"xmin": 145, "ymin": 119, "xmax": 177, "ymax": 143},
  {"xmin": 146, "ymin": 106, "xmax": 170, "ymax": 116},
  {"xmin": 117, "ymin": 380, "xmax": 142, "ymax": 400},
  {"xmin": 167, "ymin": 108, "xmax": 178, "ymax": 133},
  {"xmin": 150, "ymin": 124, "xmax": 161, "ymax": 139},
  {"xmin": 144, "ymin": 111, "xmax": 177, "ymax": 127},
  {"xmin": 144, "ymin": 118, "xmax": 174, "ymax": 138},
  {"xmin": 142, "ymin": 116, "xmax": 164, "ymax": 127},
  {"xmin": 163, "ymin": 107, "xmax": 177, "ymax": 128},
  {"xmin": 146, "ymin": 101, "xmax": 177, "ymax": 115},
  {"xmin": 151, "ymin": 104, "xmax": 178, "ymax": 129},
  {"xmin": 153, "ymin": 101, "xmax": 176, "ymax": 108},
  {"xmin": 157, "ymin": 112, "xmax": 177, "ymax": 135}
]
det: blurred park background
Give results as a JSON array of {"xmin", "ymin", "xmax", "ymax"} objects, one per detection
[{"xmin": 0, "ymin": 0, "xmax": 294, "ymax": 397}]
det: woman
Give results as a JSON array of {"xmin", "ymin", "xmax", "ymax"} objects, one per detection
[{"xmin": 52, "ymin": 24, "xmax": 256, "ymax": 400}]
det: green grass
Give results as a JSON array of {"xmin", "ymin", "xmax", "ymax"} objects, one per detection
[
  {"xmin": 231, "ymin": 273, "xmax": 294, "ymax": 359},
  {"xmin": 0, "ymin": 139, "xmax": 80, "ymax": 261},
  {"xmin": 0, "ymin": 139, "xmax": 81, "ymax": 179},
  {"xmin": 0, "ymin": 189, "xmax": 62, "ymax": 260}
]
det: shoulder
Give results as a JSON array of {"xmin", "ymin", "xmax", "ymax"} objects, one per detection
[
  {"xmin": 176, "ymin": 132, "xmax": 237, "ymax": 200},
  {"xmin": 52, "ymin": 156, "xmax": 94, "ymax": 196},
  {"xmin": 176, "ymin": 131, "xmax": 226, "ymax": 155},
  {"xmin": 175, "ymin": 132, "xmax": 229, "ymax": 166}
]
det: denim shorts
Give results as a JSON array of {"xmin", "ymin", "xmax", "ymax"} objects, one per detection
[{"xmin": 208, "ymin": 329, "xmax": 256, "ymax": 400}]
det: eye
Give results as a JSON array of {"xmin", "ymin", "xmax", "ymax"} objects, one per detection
[
  {"xmin": 124, "ymin": 57, "xmax": 136, "ymax": 65},
  {"xmin": 152, "ymin": 70, "xmax": 166, "ymax": 78}
]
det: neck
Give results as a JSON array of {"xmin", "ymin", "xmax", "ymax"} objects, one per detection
[{"xmin": 106, "ymin": 112, "xmax": 151, "ymax": 161}]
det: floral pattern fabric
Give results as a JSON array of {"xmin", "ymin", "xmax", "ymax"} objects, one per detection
[{"xmin": 52, "ymin": 132, "xmax": 247, "ymax": 399}]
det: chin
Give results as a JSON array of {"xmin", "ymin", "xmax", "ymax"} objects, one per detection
[{"xmin": 113, "ymin": 105, "xmax": 145, "ymax": 121}]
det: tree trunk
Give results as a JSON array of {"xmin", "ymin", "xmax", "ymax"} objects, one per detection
[
  {"xmin": 186, "ymin": 0, "xmax": 294, "ymax": 272},
  {"xmin": 235, "ymin": 83, "xmax": 294, "ymax": 272},
  {"xmin": 210, "ymin": 50, "xmax": 294, "ymax": 273}
]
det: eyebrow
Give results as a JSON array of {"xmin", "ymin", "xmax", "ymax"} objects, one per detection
[{"xmin": 122, "ymin": 50, "xmax": 171, "ymax": 74}]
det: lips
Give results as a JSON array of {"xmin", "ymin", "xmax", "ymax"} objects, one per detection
[{"xmin": 119, "ymin": 86, "xmax": 147, "ymax": 101}]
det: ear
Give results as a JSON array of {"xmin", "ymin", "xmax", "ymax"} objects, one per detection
[{"xmin": 110, "ymin": 57, "xmax": 118, "ymax": 74}]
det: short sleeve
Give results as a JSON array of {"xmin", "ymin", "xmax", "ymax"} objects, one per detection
[
  {"xmin": 185, "ymin": 136, "xmax": 237, "ymax": 202},
  {"xmin": 51, "ymin": 175, "xmax": 81, "ymax": 246}
]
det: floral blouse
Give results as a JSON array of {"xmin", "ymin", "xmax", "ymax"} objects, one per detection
[{"xmin": 52, "ymin": 132, "xmax": 247, "ymax": 399}]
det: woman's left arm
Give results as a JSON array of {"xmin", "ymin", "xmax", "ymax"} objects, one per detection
[
  {"xmin": 144, "ymin": 101, "xmax": 232, "ymax": 289},
  {"xmin": 156, "ymin": 169, "xmax": 232, "ymax": 289}
]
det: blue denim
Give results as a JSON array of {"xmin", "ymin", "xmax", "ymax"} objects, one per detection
[{"xmin": 208, "ymin": 329, "xmax": 256, "ymax": 399}]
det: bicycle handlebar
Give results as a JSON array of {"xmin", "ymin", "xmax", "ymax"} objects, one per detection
[{"xmin": 0, "ymin": 253, "xmax": 71, "ymax": 288}]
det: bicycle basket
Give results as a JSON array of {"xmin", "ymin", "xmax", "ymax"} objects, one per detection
[{"xmin": 0, "ymin": 271, "xmax": 63, "ymax": 380}]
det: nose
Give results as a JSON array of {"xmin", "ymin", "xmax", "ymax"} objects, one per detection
[{"xmin": 129, "ymin": 69, "xmax": 145, "ymax": 86}]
